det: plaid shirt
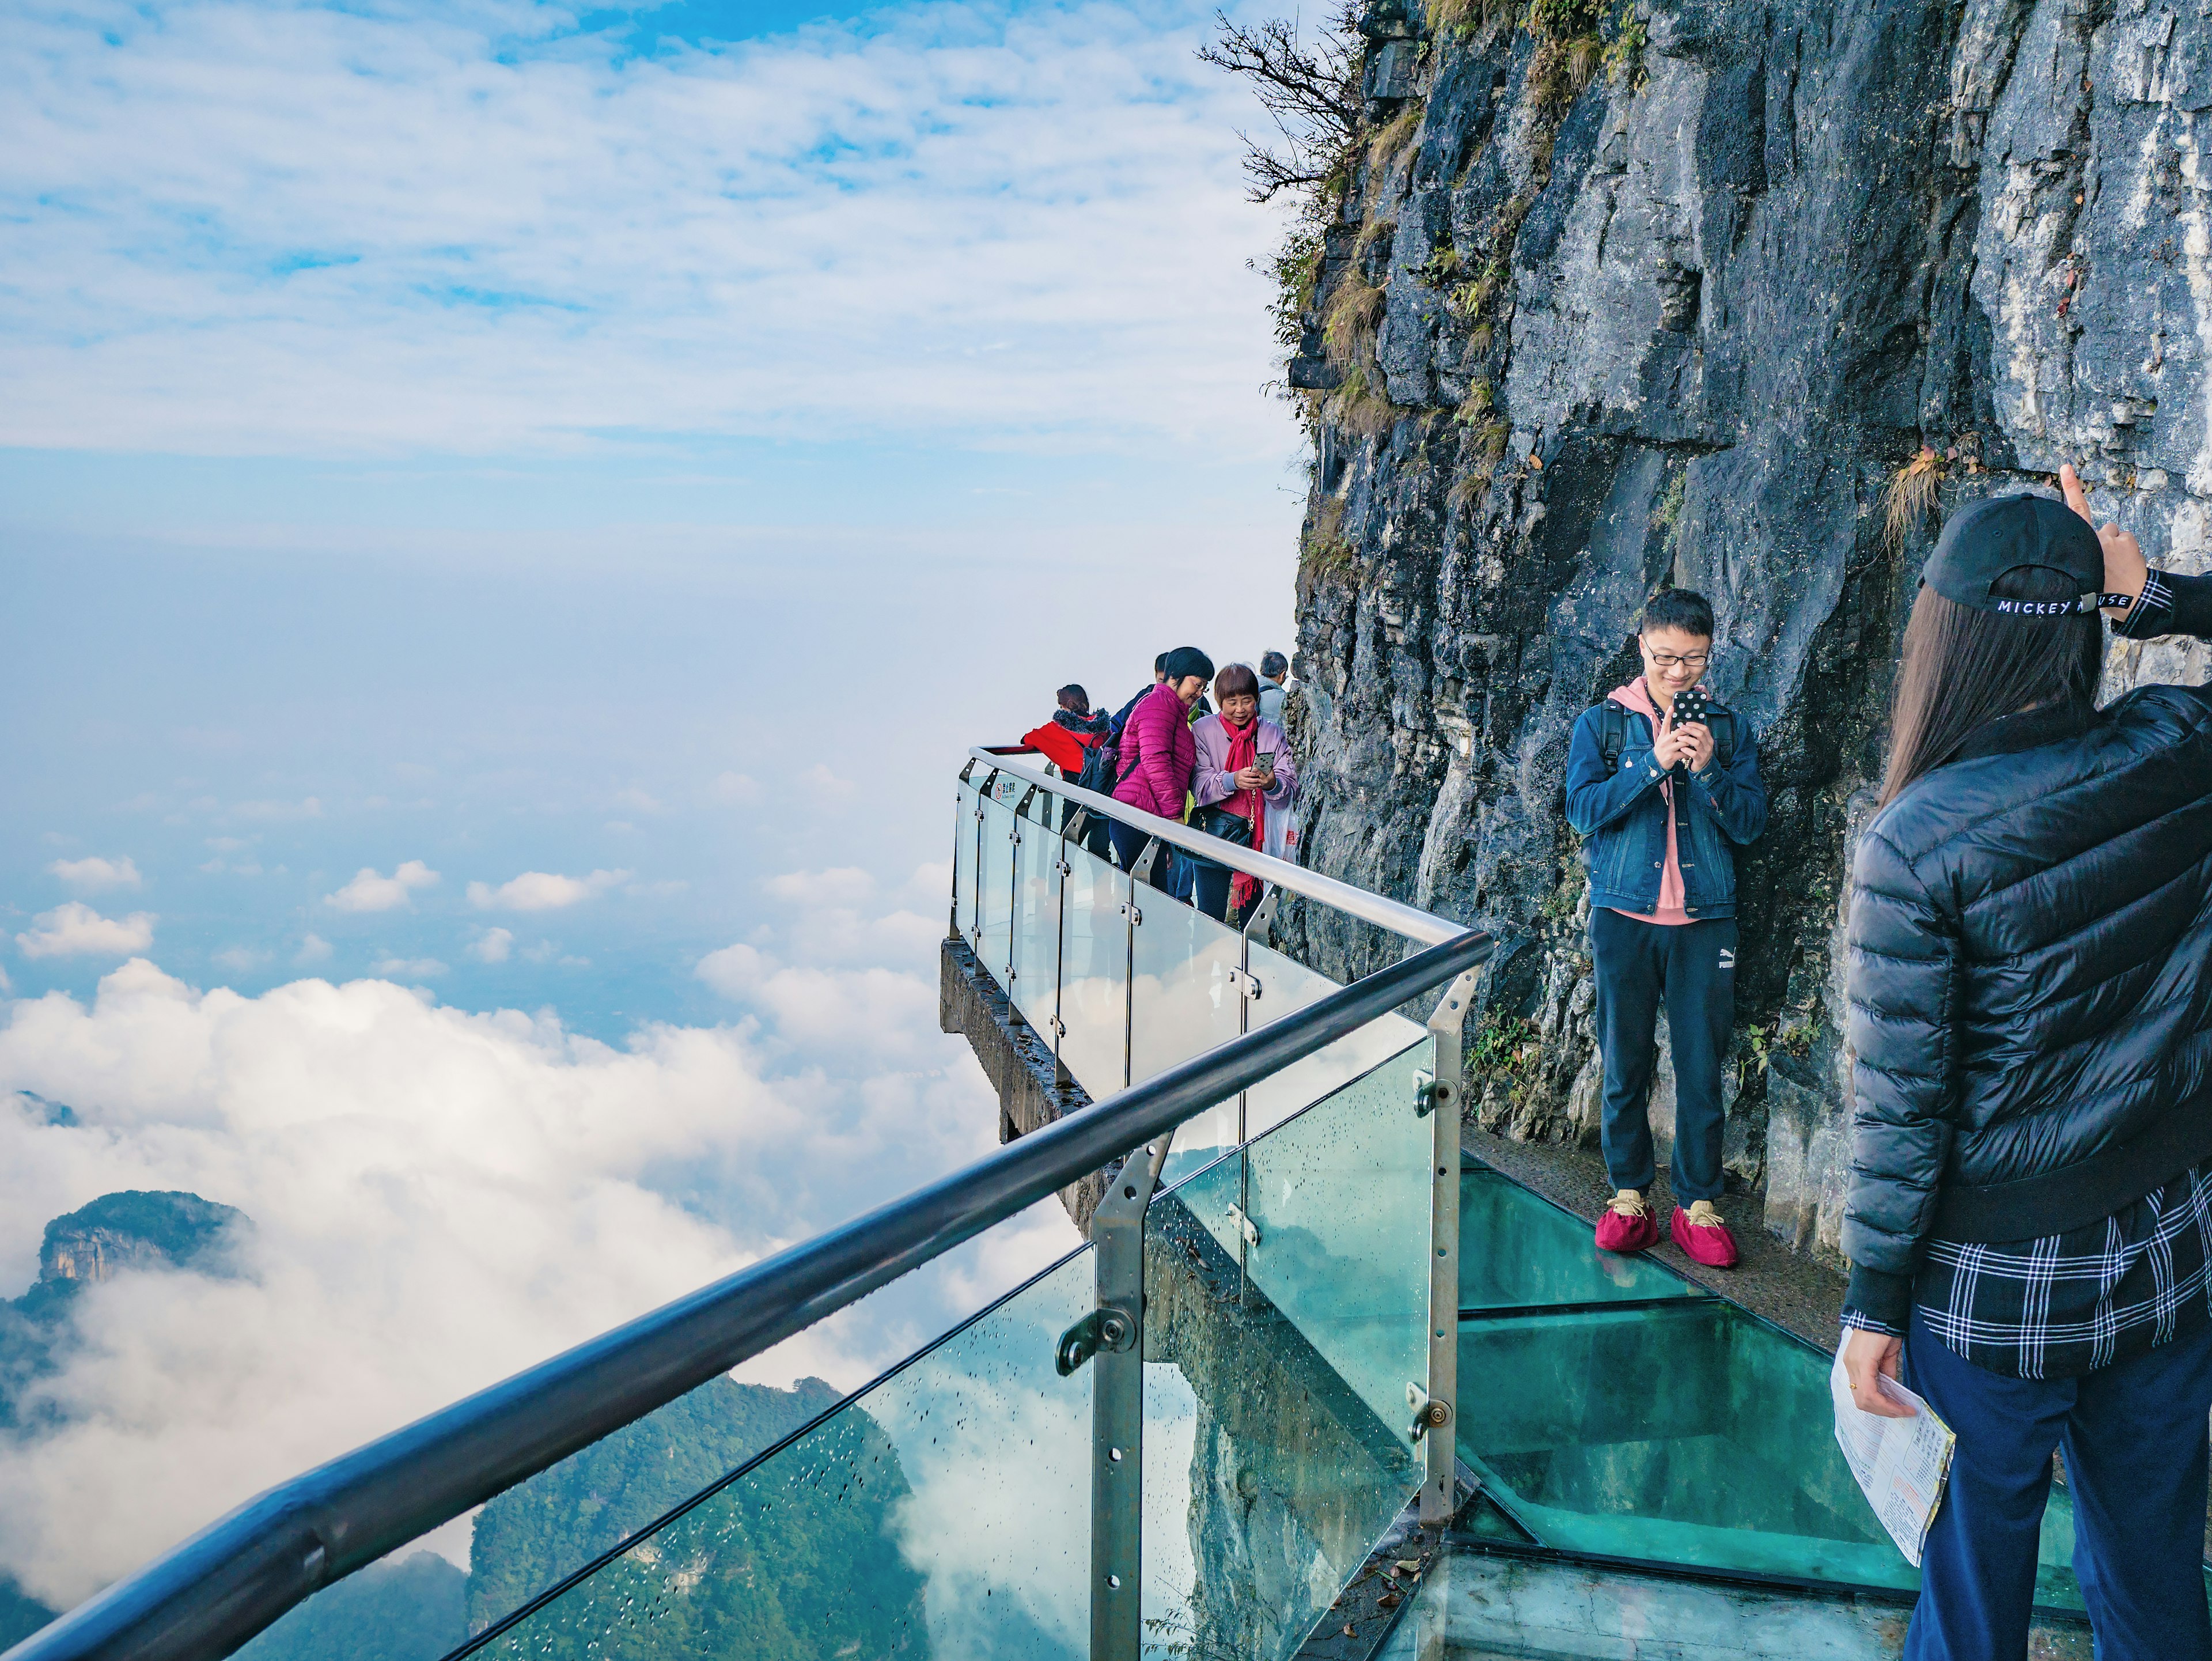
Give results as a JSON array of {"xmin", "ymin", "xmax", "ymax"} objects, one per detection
[{"xmin": 1842, "ymin": 1164, "xmax": 2212, "ymax": 1380}]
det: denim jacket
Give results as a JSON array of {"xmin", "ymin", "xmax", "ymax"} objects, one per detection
[{"xmin": 1563, "ymin": 695, "xmax": 1767, "ymax": 918}]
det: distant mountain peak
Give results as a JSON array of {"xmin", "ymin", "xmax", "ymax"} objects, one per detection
[{"xmin": 37, "ymin": 1191, "xmax": 250, "ymax": 1288}]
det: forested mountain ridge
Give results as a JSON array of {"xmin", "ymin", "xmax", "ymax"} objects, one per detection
[{"xmin": 0, "ymin": 1185, "xmax": 910, "ymax": 1661}]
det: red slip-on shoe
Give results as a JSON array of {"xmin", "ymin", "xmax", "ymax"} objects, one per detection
[
  {"xmin": 1594, "ymin": 1190, "xmax": 1659, "ymax": 1254},
  {"xmin": 1672, "ymin": 1200, "xmax": 1740, "ymax": 1269}
]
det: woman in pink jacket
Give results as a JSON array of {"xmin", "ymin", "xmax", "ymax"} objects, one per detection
[{"xmin": 1107, "ymin": 646, "xmax": 1213, "ymax": 874}]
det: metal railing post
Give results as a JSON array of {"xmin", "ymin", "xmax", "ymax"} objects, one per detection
[
  {"xmin": 953, "ymin": 760, "xmax": 977, "ymax": 939},
  {"xmin": 1088, "ymin": 1132, "xmax": 1171, "ymax": 1661},
  {"xmin": 1419, "ymin": 969, "xmax": 1479, "ymax": 1524},
  {"xmin": 1233, "ymin": 891, "xmax": 1279, "ymax": 1307}
]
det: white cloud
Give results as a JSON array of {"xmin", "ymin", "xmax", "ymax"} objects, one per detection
[
  {"xmin": 48, "ymin": 857, "xmax": 142, "ymax": 892},
  {"xmin": 368, "ymin": 956, "xmax": 447, "ymax": 979},
  {"xmin": 0, "ymin": 953, "xmax": 1048, "ymax": 1607},
  {"xmin": 0, "ymin": 0, "xmax": 1282, "ymax": 460},
  {"xmin": 800, "ymin": 765, "xmax": 858, "ymax": 804},
  {"xmin": 903, "ymin": 860, "xmax": 956, "ymax": 906},
  {"xmin": 467, "ymin": 928, "xmax": 513, "ymax": 964},
  {"xmin": 763, "ymin": 868, "xmax": 876, "ymax": 907},
  {"xmin": 323, "ymin": 861, "xmax": 439, "ymax": 913},
  {"xmin": 16, "ymin": 905, "xmax": 158, "ymax": 960},
  {"xmin": 467, "ymin": 869, "xmax": 630, "ymax": 912},
  {"xmin": 211, "ymin": 946, "xmax": 270, "ymax": 973},
  {"xmin": 294, "ymin": 934, "xmax": 334, "ymax": 966},
  {"xmin": 709, "ymin": 772, "xmax": 760, "ymax": 805}
]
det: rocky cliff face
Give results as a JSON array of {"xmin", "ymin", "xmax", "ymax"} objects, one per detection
[{"xmin": 1275, "ymin": 0, "xmax": 2212, "ymax": 1264}]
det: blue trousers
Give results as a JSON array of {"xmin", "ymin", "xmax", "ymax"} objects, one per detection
[
  {"xmin": 1106, "ymin": 819, "xmax": 1151, "ymax": 878},
  {"xmin": 1903, "ymin": 1303, "xmax": 2212, "ymax": 1660},
  {"xmin": 1588, "ymin": 910, "xmax": 1734, "ymax": 1202}
]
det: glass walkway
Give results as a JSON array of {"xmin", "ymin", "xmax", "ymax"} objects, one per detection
[{"xmin": 1, "ymin": 747, "xmax": 2129, "ymax": 1661}]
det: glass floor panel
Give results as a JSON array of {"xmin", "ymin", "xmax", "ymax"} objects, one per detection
[
  {"xmin": 1454, "ymin": 1160, "xmax": 2100, "ymax": 1610},
  {"xmin": 1459, "ymin": 1167, "xmax": 1707, "ymax": 1312}
]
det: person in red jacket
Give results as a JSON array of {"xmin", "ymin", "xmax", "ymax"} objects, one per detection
[
  {"xmin": 1108, "ymin": 647, "xmax": 1213, "ymax": 875},
  {"xmin": 1021, "ymin": 686, "xmax": 1113, "ymax": 860},
  {"xmin": 1021, "ymin": 685, "xmax": 1108, "ymax": 774}
]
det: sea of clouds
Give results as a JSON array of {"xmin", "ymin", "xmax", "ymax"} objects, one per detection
[{"xmin": 0, "ymin": 860, "xmax": 1079, "ymax": 1610}]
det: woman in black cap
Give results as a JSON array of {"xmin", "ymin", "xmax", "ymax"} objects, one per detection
[{"xmin": 1839, "ymin": 466, "xmax": 2212, "ymax": 1659}]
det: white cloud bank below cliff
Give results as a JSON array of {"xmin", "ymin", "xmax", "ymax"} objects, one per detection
[{"xmin": 0, "ymin": 940, "xmax": 1070, "ymax": 1610}]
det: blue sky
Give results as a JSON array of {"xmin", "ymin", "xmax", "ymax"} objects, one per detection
[
  {"xmin": 0, "ymin": 0, "xmax": 1306, "ymax": 1028},
  {"xmin": 0, "ymin": 0, "xmax": 1310, "ymax": 1598}
]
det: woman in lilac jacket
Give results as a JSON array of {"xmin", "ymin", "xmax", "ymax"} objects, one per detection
[
  {"xmin": 1107, "ymin": 646, "xmax": 1214, "ymax": 875},
  {"xmin": 1188, "ymin": 662, "xmax": 1299, "ymax": 921}
]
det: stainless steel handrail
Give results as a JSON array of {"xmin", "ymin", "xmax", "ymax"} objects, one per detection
[
  {"xmin": 966, "ymin": 747, "xmax": 1465, "ymax": 947},
  {"xmin": 5, "ymin": 928, "xmax": 1492, "ymax": 1661}
]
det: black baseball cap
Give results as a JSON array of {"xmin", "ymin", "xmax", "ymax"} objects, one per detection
[{"xmin": 1922, "ymin": 492, "xmax": 2103, "ymax": 618}]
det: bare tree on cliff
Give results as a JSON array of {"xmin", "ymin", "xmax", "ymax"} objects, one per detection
[{"xmin": 1197, "ymin": 5, "xmax": 1362, "ymax": 204}]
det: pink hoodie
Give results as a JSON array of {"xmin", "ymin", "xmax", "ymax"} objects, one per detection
[{"xmin": 1607, "ymin": 679, "xmax": 1690, "ymax": 926}]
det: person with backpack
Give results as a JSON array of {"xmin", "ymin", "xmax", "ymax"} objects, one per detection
[
  {"xmin": 1838, "ymin": 469, "xmax": 2212, "ymax": 1660},
  {"xmin": 1020, "ymin": 684, "xmax": 1109, "ymax": 775},
  {"xmin": 1021, "ymin": 685, "xmax": 1113, "ymax": 859},
  {"xmin": 1563, "ymin": 589, "xmax": 1768, "ymax": 1267},
  {"xmin": 1108, "ymin": 647, "xmax": 1213, "ymax": 877}
]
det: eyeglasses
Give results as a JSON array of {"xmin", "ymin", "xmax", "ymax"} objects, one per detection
[{"xmin": 1643, "ymin": 649, "xmax": 1710, "ymax": 671}]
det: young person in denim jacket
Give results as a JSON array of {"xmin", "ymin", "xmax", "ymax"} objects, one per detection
[{"xmin": 1564, "ymin": 589, "xmax": 1767, "ymax": 1266}]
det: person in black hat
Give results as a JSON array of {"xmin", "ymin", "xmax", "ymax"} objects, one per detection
[{"xmin": 1838, "ymin": 466, "xmax": 2212, "ymax": 1659}]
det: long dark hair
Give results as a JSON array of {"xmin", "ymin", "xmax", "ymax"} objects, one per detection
[{"xmin": 1879, "ymin": 565, "xmax": 2104, "ymax": 807}]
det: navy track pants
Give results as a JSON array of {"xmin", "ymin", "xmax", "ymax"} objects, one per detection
[
  {"xmin": 1903, "ymin": 1303, "xmax": 2212, "ymax": 1660},
  {"xmin": 1588, "ymin": 909, "xmax": 1735, "ymax": 1203}
]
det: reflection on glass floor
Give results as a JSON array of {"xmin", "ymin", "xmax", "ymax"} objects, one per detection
[
  {"xmin": 1368, "ymin": 1549, "xmax": 2066, "ymax": 1661},
  {"xmin": 1453, "ymin": 1165, "xmax": 2103, "ymax": 1614}
]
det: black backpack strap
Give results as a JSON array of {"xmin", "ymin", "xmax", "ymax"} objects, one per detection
[
  {"xmin": 1705, "ymin": 709, "xmax": 1737, "ymax": 771},
  {"xmin": 1597, "ymin": 701, "xmax": 1627, "ymax": 774}
]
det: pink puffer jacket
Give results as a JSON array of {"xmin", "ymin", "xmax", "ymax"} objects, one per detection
[{"xmin": 1111, "ymin": 683, "xmax": 1197, "ymax": 820}]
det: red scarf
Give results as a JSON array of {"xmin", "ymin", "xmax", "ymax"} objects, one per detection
[{"xmin": 1223, "ymin": 718, "xmax": 1267, "ymax": 913}]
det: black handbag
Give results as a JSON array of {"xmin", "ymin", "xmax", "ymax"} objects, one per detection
[
  {"xmin": 1191, "ymin": 804, "xmax": 1255, "ymax": 846},
  {"xmin": 1185, "ymin": 804, "xmax": 1254, "ymax": 871}
]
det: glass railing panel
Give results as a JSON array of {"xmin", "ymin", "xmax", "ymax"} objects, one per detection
[
  {"xmin": 1055, "ymin": 835, "xmax": 1129, "ymax": 1095},
  {"xmin": 1171, "ymin": 1035, "xmax": 1435, "ymax": 1450},
  {"xmin": 975, "ymin": 786, "xmax": 1018, "ymax": 989},
  {"xmin": 464, "ymin": 1248, "xmax": 1095, "ymax": 1661},
  {"xmin": 1141, "ymin": 1047, "xmax": 1429, "ymax": 1661},
  {"xmin": 1008, "ymin": 791, "xmax": 1062, "ymax": 1036},
  {"xmin": 952, "ymin": 778, "xmax": 980, "ymax": 947},
  {"xmin": 223, "ymin": 1371, "xmax": 866, "ymax": 1661},
  {"xmin": 1243, "ymin": 940, "xmax": 1425, "ymax": 1140},
  {"xmin": 1459, "ymin": 1167, "xmax": 1708, "ymax": 1311},
  {"xmin": 1128, "ymin": 888, "xmax": 1245, "ymax": 1179},
  {"xmin": 1241, "ymin": 1035, "xmax": 1435, "ymax": 1436}
]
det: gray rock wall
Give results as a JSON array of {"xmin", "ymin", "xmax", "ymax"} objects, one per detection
[{"xmin": 1280, "ymin": 0, "xmax": 2212, "ymax": 1264}]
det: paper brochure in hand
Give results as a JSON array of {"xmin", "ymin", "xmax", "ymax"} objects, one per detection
[{"xmin": 1830, "ymin": 1337, "xmax": 1956, "ymax": 1568}]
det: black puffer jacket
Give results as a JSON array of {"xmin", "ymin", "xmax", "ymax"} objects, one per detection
[{"xmin": 1842, "ymin": 680, "xmax": 2212, "ymax": 1322}]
